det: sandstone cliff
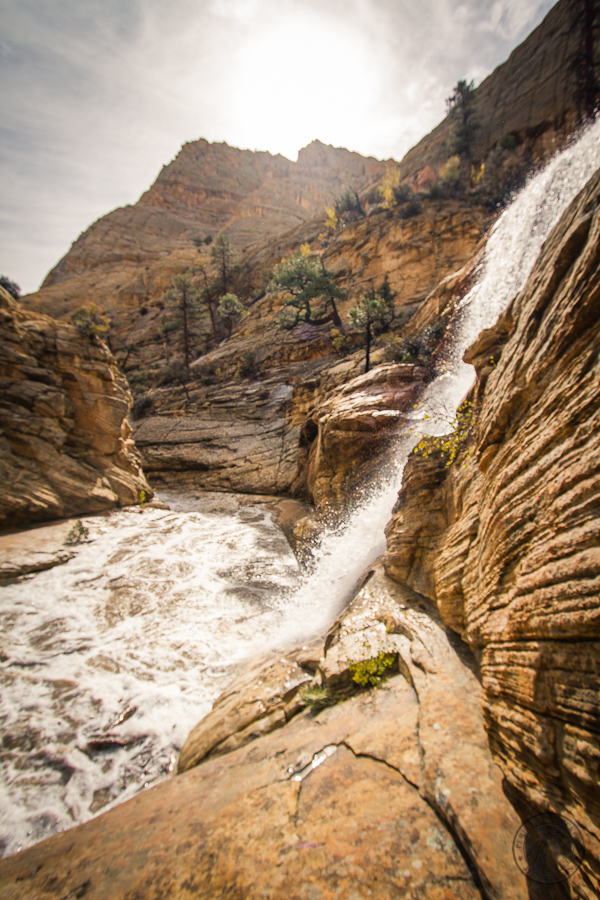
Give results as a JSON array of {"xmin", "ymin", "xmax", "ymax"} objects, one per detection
[
  {"xmin": 23, "ymin": 140, "xmax": 388, "ymax": 323},
  {"xmin": 384, "ymin": 163, "xmax": 600, "ymax": 893},
  {"xmin": 0, "ymin": 288, "xmax": 151, "ymax": 528},
  {"xmin": 398, "ymin": 0, "xmax": 600, "ymax": 181}
]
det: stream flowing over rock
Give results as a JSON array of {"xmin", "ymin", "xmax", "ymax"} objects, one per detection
[{"xmin": 2, "ymin": 2, "xmax": 600, "ymax": 895}]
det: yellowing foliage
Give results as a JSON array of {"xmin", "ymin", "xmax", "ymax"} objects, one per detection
[
  {"xmin": 471, "ymin": 161, "xmax": 485, "ymax": 185},
  {"xmin": 324, "ymin": 207, "xmax": 338, "ymax": 231},
  {"xmin": 300, "ymin": 242, "xmax": 311, "ymax": 256},
  {"xmin": 379, "ymin": 165, "xmax": 402, "ymax": 207},
  {"xmin": 439, "ymin": 155, "xmax": 461, "ymax": 185}
]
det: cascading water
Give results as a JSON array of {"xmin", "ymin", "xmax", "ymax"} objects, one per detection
[{"xmin": 1, "ymin": 120, "xmax": 599, "ymax": 859}]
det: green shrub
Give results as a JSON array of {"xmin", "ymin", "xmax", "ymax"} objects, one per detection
[
  {"xmin": 330, "ymin": 328, "xmax": 349, "ymax": 355},
  {"xmin": 64, "ymin": 519, "xmax": 89, "ymax": 545},
  {"xmin": 399, "ymin": 199, "xmax": 422, "ymax": 219},
  {"xmin": 349, "ymin": 653, "xmax": 395, "ymax": 688},
  {"xmin": 496, "ymin": 133, "xmax": 517, "ymax": 153},
  {"xmin": 392, "ymin": 183, "xmax": 413, "ymax": 204},
  {"xmin": 237, "ymin": 350, "xmax": 257, "ymax": 379},
  {"xmin": 0, "ymin": 275, "xmax": 20, "ymax": 299},
  {"xmin": 131, "ymin": 394, "xmax": 153, "ymax": 420},
  {"xmin": 70, "ymin": 304, "xmax": 110, "ymax": 339}
]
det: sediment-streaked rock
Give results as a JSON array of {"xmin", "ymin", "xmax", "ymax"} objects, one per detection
[
  {"xmin": 384, "ymin": 165, "xmax": 600, "ymax": 892},
  {"xmin": 0, "ymin": 288, "xmax": 151, "ymax": 528}
]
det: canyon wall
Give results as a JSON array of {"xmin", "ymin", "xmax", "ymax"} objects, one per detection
[
  {"xmin": 399, "ymin": 0, "xmax": 600, "ymax": 180},
  {"xmin": 384, "ymin": 164, "xmax": 600, "ymax": 893},
  {"xmin": 0, "ymin": 288, "xmax": 150, "ymax": 528}
]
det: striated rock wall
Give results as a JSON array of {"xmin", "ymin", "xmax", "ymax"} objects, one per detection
[
  {"xmin": 0, "ymin": 288, "xmax": 151, "ymax": 528},
  {"xmin": 384, "ymin": 165, "xmax": 600, "ymax": 893}
]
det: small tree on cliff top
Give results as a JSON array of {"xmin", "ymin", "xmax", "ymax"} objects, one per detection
[
  {"xmin": 268, "ymin": 254, "xmax": 345, "ymax": 329},
  {"xmin": 0, "ymin": 275, "xmax": 21, "ymax": 300},
  {"xmin": 446, "ymin": 79, "xmax": 479, "ymax": 161}
]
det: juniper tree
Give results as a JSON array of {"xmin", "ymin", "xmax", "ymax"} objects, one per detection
[
  {"xmin": 268, "ymin": 254, "xmax": 345, "ymax": 329},
  {"xmin": 446, "ymin": 79, "xmax": 480, "ymax": 161},
  {"xmin": 218, "ymin": 293, "xmax": 245, "ymax": 338},
  {"xmin": 163, "ymin": 272, "xmax": 200, "ymax": 370}
]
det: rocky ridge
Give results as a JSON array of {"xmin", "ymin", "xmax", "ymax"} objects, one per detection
[{"xmin": 24, "ymin": 140, "xmax": 388, "ymax": 323}]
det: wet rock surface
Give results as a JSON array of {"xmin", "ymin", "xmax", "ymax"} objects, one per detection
[
  {"xmin": 384, "ymin": 165, "xmax": 600, "ymax": 893},
  {"xmin": 0, "ymin": 564, "xmax": 526, "ymax": 900}
]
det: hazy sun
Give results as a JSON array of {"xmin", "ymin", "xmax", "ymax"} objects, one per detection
[{"xmin": 230, "ymin": 11, "xmax": 381, "ymax": 159}]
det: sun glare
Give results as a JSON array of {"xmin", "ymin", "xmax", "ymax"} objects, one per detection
[{"xmin": 229, "ymin": 12, "xmax": 381, "ymax": 159}]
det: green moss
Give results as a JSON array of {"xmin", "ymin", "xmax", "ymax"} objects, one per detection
[
  {"xmin": 349, "ymin": 652, "xmax": 395, "ymax": 688},
  {"xmin": 299, "ymin": 684, "xmax": 337, "ymax": 711}
]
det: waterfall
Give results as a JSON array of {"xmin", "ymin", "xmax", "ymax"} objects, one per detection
[
  {"xmin": 1, "ymin": 120, "xmax": 599, "ymax": 858},
  {"xmin": 269, "ymin": 118, "xmax": 600, "ymax": 647}
]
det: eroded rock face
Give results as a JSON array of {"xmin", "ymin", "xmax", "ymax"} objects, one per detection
[
  {"xmin": 0, "ymin": 289, "xmax": 151, "ymax": 528},
  {"xmin": 301, "ymin": 363, "xmax": 428, "ymax": 508},
  {"xmin": 384, "ymin": 165, "xmax": 600, "ymax": 892}
]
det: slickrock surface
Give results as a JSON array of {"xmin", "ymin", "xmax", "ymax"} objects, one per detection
[
  {"xmin": 0, "ymin": 565, "xmax": 527, "ymax": 900},
  {"xmin": 384, "ymin": 165, "xmax": 600, "ymax": 892},
  {"xmin": 0, "ymin": 288, "xmax": 150, "ymax": 528}
]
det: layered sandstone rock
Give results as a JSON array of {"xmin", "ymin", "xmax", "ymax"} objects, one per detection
[
  {"xmin": 0, "ymin": 288, "xmax": 151, "ymax": 528},
  {"xmin": 127, "ymin": 196, "xmax": 488, "ymax": 499},
  {"xmin": 300, "ymin": 363, "xmax": 428, "ymax": 508},
  {"xmin": 384, "ymin": 165, "xmax": 600, "ymax": 892}
]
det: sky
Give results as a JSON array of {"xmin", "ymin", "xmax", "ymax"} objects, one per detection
[{"xmin": 1, "ymin": 0, "xmax": 556, "ymax": 294}]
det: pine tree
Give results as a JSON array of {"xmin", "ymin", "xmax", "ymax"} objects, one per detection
[{"xmin": 446, "ymin": 80, "xmax": 480, "ymax": 161}]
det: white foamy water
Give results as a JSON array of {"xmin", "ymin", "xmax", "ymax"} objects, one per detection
[
  {"xmin": 1, "ymin": 121, "xmax": 598, "ymax": 858},
  {"xmin": 0, "ymin": 504, "xmax": 300, "ymax": 856}
]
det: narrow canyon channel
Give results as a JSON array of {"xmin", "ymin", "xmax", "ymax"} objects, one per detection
[{"xmin": 1, "ymin": 119, "xmax": 599, "ymax": 859}]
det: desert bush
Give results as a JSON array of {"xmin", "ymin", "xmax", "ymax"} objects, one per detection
[
  {"xmin": 64, "ymin": 519, "xmax": 89, "ymax": 545},
  {"xmin": 330, "ymin": 328, "xmax": 349, "ymax": 355},
  {"xmin": 392, "ymin": 182, "xmax": 413, "ymax": 204},
  {"xmin": 0, "ymin": 275, "xmax": 21, "ymax": 299},
  {"xmin": 131, "ymin": 393, "xmax": 154, "ymax": 420},
  {"xmin": 237, "ymin": 350, "xmax": 257, "ymax": 379},
  {"xmin": 349, "ymin": 653, "xmax": 395, "ymax": 688},
  {"xmin": 70, "ymin": 303, "xmax": 110, "ymax": 339},
  {"xmin": 398, "ymin": 199, "xmax": 422, "ymax": 219},
  {"xmin": 411, "ymin": 399, "xmax": 476, "ymax": 467}
]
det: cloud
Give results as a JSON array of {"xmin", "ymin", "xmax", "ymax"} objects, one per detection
[{"xmin": 0, "ymin": 0, "xmax": 556, "ymax": 293}]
